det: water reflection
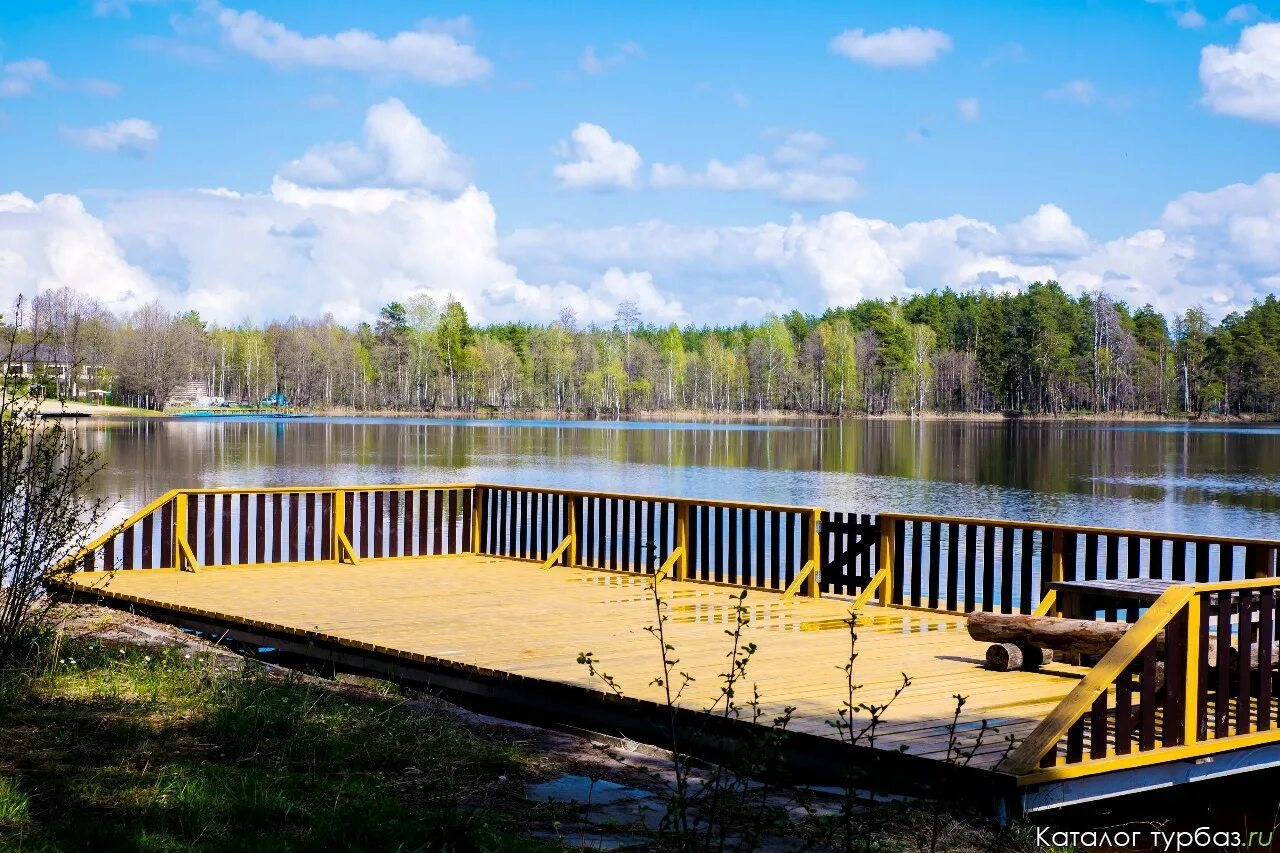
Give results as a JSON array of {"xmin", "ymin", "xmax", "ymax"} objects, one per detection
[{"xmin": 77, "ymin": 417, "xmax": 1280, "ymax": 540}]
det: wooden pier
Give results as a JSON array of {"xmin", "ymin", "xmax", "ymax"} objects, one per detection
[{"xmin": 57, "ymin": 483, "xmax": 1280, "ymax": 814}]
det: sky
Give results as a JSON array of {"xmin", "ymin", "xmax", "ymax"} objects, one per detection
[{"xmin": 0, "ymin": 0, "xmax": 1278, "ymax": 327}]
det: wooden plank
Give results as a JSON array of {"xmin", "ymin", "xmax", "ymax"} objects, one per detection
[
  {"xmin": 1196, "ymin": 541, "xmax": 1211, "ymax": 583},
  {"xmin": 1238, "ymin": 592, "xmax": 1253, "ymax": 736},
  {"xmin": 982, "ymin": 525, "xmax": 995, "ymax": 612},
  {"xmin": 448, "ymin": 489, "xmax": 460, "ymax": 554},
  {"xmin": 910, "ymin": 520, "xmax": 923, "ymax": 608},
  {"xmin": 141, "ymin": 513, "xmax": 154, "ymax": 569},
  {"xmin": 946, "ymin": 523, "xmax": 960, "ymax": 612},
  {"xmin": 272, "ymin": 493, "xmax": 284, "ymax": 563},
  {"xmin": 434, "ymin": 490, "xmax": 446, "ymax": 557},
  {"xmin": 203, "ymin": 494, "xmax": 216, "ymax": 565},
  {"xmin": 1260, "ymin": 588, "xmax": 1274, "ymax": 733},
  {"xmin": 928, "ymin": 520, "xmax": 941, "ymax": 611},
  {"xmin": 1217, "ymin": 592, "xmax": 1232, "ymax": 738},
  {"xmin": 964, "ymin": 524, "xmax": 977, "ymax": 612},
  {"xmin": 1115, "ymin": 664, "xmax": 1133, "ymax": 754},
  {"xmin": 305, "ymin": 493, "xmax": 317, "ymax": 562},
  {"xmin": 1020, "ymin": 528, "xmax": 1034, "ymax": 615},
  {"xmin": 1001, "ymin": 527, "xmax": 1015, "ymax": 615},
  {"xmin": 1140, "ymin": 644, "xmax": 1157, "ymax": 751},
  {"xmin": 159, "ymin": 500, "xmax": 173, "ymax": 569}
]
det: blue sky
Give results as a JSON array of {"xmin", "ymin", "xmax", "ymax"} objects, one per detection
[{"xmin": 0, "ymin": 0, "xmax": 1278, "ymax": 326}]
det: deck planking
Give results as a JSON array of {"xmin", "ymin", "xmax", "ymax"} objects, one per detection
[{"xmin": 64, "ymin": 554, "xmax": 1093, "ymax": 770}]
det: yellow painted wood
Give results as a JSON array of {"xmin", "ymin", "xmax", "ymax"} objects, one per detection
[
  {"xmin": 471, "ymin": 487, "xmax": 484, "ymax": 555},
  {"xmin": 566, "ymin": 496, "xmax": 577, "ymax": 568},
  {"xmin": 1183, "ymin": 593, "xmax": 1201, "ymax": 746},
  {"xmin": 653, "ymin": 547, "xmax": 684, "ymax": 582},
  {"xmin": 675, "ymin": 503, "xmax": 689, "ymax": 582},
  {"xmin": 177, "ymin": 536, "xmax": 199, "ymax": 573},
  {"xmin": 173, "ymin": 492, "xmax": 189, "ymax": 571},
  {"xmin": 337, "ymin": 530, "xmax": 359, "ymax": 565},
  {"xmin": 540, "ymin": 535, "xmax": 573, "ymax": 570},
  {"xmin": 1004, "ymin": 585, "xmax": 1196, "ymax": 775},
  {"xmin": 878, "ymin": 516, "xmax": 896, "ymax": 607},
  {"xmin": 807, "ymin": 507, "xmax": 821, "ymax": 598},
  {"xmin": 849, "ymin": 565, "xmax": 889, "ymax": 611},
  {"xmin": 332, "ymin": 490, "xmax": 346, "ymax": 564},
  {"xmin": 781, "ymin": 559, "xmax": 818, "ymax": 601},
  {"xmin": 1031, "ymin": 589, "xmax": 1057, "ymax": 617},
  {"xmin": 63, "ymin": 554, "xmax": 1084, "ymax": 773}
]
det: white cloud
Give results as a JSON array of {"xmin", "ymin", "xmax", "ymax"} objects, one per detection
[
  {"xmin": 207, "ymin": 2, "xmax": 490, "ymax": 85},
  {"xmin": 1200, "ymin": 22, "xmax": 1280, "ymax": 124},
  {"xmin": 553, "ymin": 123, "xmax": 642, "ymax": 191},
  {"xmin": 60, "ymin": 119, "xmax": 159, "ymax": 157},
  {"xmin": 956, "ymin": 97, "xmax": 981, "ymax": 122},
  {"xmin": 1177, "ymin": 8, "xmax": 1208, "ymax": 28},
  {"xmin": 504, "ymin": 171, "xmax": 1280, "ymax": 319},
  {"xmin": 579, "ymin": 41, "xmax": 643, "ymax": 75},
  {"xmin": 1225, "ymin": 4, "xmax": 1262, "ymax": 24},
  {"xmin": 93, "ymin": 0, "xmax": 164, "ymax": 17},
  {"xmin": 651, "ymin": 131, "xmax": 864, "ymax": 203},
  {"xmin": 829, "ymin": 26, "xmax": 952, "ymax": 69},
  {"xmin": 1044, "ymin": 79, "xmax": 1095, "ymax": 104},
  {"xmin": 0, "ymin": 58, "xmax": 119, "ymax": 99},
  {"xmin": 279, "ymin": 98, "xmax": 469, "ymax": 193},
  {"xmin": 0, "ymin": 192, "xmax": 158, "ymax": 313}
]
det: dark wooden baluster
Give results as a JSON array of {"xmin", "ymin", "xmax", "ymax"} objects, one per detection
[
  {"xmin": 203, "ymin": 495, "xmax": 216, "ymax": 565},
  {"xmin": 370, "ymin": 491, "xmax": 382, "ymax": 558},
  {"xmin": 964, "ymin": 524, "xmax": 977, "ymax": 612},
  {"xmin": 981, "ymin": 525, "xmax": 995, "ymax": 612},
  {"xmin": 122, "ymin": 522, "xmax": 134, "ymax": 570},
  {"xmin": 1238, "ymin": 592, "xmax": 1253, "ymax": 736},
  {"xmin": 272, "ymin": 493, "xmax": 283, "ymax": 563},
  {"xmin": 944, "ymin": 523, "xmax": 959, "ymax": 611},
  {"xmin": 159, "ymin": 500, "xmax": 173, "ymax": 568},
  {"xmin": 285, "ymin": 493, "xmax": 298, "ymax": 561},
  {"xmin": 1090, "ymin": 692, "xmax": 1108, "ymax": 758},
  {"xmin": 323, "ymin": 493, "xmax": 335, "ymax": 561},
  {"xmin": 700, "ymin": 505, "xmax": 713, "ymax": 582},
  {"xmin": 909, "ymin": 520, "xmax": 923, "ymax": 608},
  {"xmin": 463, "ymin": 488, "xmax": 474, "ymax": 555},
  {"xmin": 1084, "ymin": 533, "xmax": 1099, "ymax": 583},
  {"xmin": 1063, "ymin": 532, "xmax": 1078, "ymax": 582},
  {"xmin": 1115, "ymin": 664, "xmax": 1133, "ymax": 754},
  {"xmin": 715, "ymin": 506, "xmax": 728, "ymax": 583},
  {"xmin": 927, "ymin": 520, "xmax": 941, "ymax": 610},
  {"xmin": 399, "ymin": 490, "xmax": 411, "ymax": 557},
  {"xmin": 1197, "ymin": 595, "xmax": 1210, "ymax": 741},
  {"xmin": 732, "ymin": 504, "xmax": 742, "ymax": 584},
  {"xmin": 1000, "ymin": 527, "xmax": 1015, "ymax": 615},
  {"xmin": 254, "ymin": 491, "xmax": 267, "ymax": 558},
  {"xmin": 770, "ymin": 511, "xmax": 782, "ymax": 589},
  {"xmin": 1164, "ymin": 607, "xmax": 1188, "ymax": 746},
  {"xmin": 1019, "ymin": 528, "xmax": 1034, "ymax": 615},
  {"xmin": 1172, "ymin": 540, "xmax": 1187, "ymax": 582},
  {"xmin": 104, "ymin": 535, "xmax": 116, "ymax": 572},
  {"xmin": 892, "ymin": 519, "xmax": 906, "ymax": 606},
  {"xmin": 1259, "ymin": 588, "xmax": 1274, "ymax": 732},
  {"xmin": 220, "ymin": 494, "xmax": 232, "ymax": 565},
  {"xmin": 447, "ymin": 489, "xmax": 459, "ymax": 554},
  {"xmin": 141, "ymin": 513, "xmax": 154, "ymax": 569},
  {"xmin": 1221, "ymin": 543, "xmax": 1236, "ymax": 582},
  {"xmin": 1103, "ymin": 534, "xmax": 1119, "ymax": 621},
  {"xmin": 1150, "ymin": 538, "xmax": 1165, "ymax": 581},
  {"xmin": 1066, "ymin": 718, "xmax": 1085, "ymax": 763},
  {"xmin": 1216, "ymin": 592, "xmax": 1232, "ymax": 737},
  {"xmin": 304, "ymin": 493, "xmax": 316, "ymax": 562},
  {"xmin": 431, "ymin": 490, "xmax": 444, "ymax": 556},
  {"xmin": 754, "ymin": 509, "xmax": 766, "ymax": 588},
  {"xmin": 1140, "ymin": 644, "xmax": 1157, "ymax": 750},
  {"xmin": 1196, "ymin": 541, "xmax": 1211, "ymax": 583}
]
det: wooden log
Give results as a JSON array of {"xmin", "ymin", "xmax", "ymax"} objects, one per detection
[
  {"xmin": 968, "ymin": 611, "xmax": 1133, "ymax": 657},
  {"xmin": 985, "ymin": 643, "xmax": 1049, "ymax": 672}
]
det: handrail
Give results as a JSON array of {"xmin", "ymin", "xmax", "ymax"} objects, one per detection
[
  {"xmin": 55, "ymin": 488, "xmax": 181, "ymax": 572},
  {"xmin": 1005, "ymin": 584, "xmax": 1197, "ymax": 775}
]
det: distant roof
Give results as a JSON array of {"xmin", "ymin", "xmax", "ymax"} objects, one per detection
[{"xmin": 3, "ymin": 343, "xmax": 76, "ymax": 365}]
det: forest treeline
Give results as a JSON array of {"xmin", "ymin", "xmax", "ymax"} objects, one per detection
[{"xmin": 13, "ymin": 281, "xmax": 1280, "ymax": 417}]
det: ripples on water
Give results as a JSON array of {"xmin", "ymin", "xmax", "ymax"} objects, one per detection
[{"xmin": 78, "ymin": 417, "xmax": 1280, "ymax": 540}]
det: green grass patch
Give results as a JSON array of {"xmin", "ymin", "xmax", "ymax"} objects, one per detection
[{"xmin": 0, "ymin": 641, "xmax": 554, "ymax": 851}]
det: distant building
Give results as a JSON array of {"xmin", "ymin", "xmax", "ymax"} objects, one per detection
[{"xmin": 2, "ymin": 343, "xmax": 100, "ymax": 399}]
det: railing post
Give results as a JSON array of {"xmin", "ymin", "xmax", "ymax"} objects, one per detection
[
  {"xmin": 676, "ymin": 501, "xmax": 690, "ymax": 582},
  {"xmin": 333, "ymin": 489, "xmax": 346, "ymax": 564},
  {"xmin": 566, "ymin": 495, "xmax": 578, "ymax": 568},
  {"xmin": 878, "ymin": 514, "xmax": 895, "ymax": 606},
  {"xmin": 808, "ymin": 507, "xmax": 822, "ymax": 598},
  {"xmin": 471, "ymin": 486, "xmax": 485, "ymax": 555},
  {"xmin": 174, "ymin": 492, "xmax": 188, "ymax": 570},
  {"xmin": 1050, "ymin": 530, "xmax": 1066, "ymax": 617},
  {"xmin": 1183, "ymin": 592, "xmax": 1201, "ymax": 746}
]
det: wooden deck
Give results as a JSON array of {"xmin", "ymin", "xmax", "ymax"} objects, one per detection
[{"xmin": 63, "ymin": 554, "xmax": 1090, "ymax": 771}]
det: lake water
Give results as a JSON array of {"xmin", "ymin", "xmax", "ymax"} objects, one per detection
[{"xmin": 78, "ymin": 416, "xmax": 1280, "ymax": 540}]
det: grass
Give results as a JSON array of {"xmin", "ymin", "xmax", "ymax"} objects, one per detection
[{"xmin": 0, "ymin": 639, "xmax": 555, "ymax": 852}]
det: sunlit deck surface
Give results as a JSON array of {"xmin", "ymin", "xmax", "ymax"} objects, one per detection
[{"xmin": 64, "ymin": 554, "xmax": 1090, "ymax": 771}]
